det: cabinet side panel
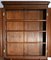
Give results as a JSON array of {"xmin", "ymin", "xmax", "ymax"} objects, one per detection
[
  {"xmin": 0, "ymin": 8, "xmax": 3, "ymax": 57},
  {"xmin": 48, "ymin": 8, "xmax": 51, "ymax": 57}
]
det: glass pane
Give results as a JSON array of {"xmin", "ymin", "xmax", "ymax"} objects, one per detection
[
  {"xmin": 43, "ymin": 21, "xmax": 46, "ymax": 30},
  {"xmin": 7, "ymin": 43, "xmax": 23, "ymax": 55},
  {"xmin": 24, "ymin": 43, "xmax": 46, "ymax": 56},
  {"xmin": 43, "ymin": 9, "xmax": 46, "ymax": 20},
  {"xmin": 42, "ymin": 44, "xmax": 46, "ymax": 56},
  {"xmin": 43, "ymin": 32, "xmax": 46, "ymax": 42},
  {"xmin": 6, "ymin": 11, "xmax": 24, "ymax": 20},
  {"xmin": 7, "ymin": 32, "xmax": 23, "ymax": 42},
  {"xmin": 25, "ymin": 32, "xmax": 43, "ymax": 42},
  {"xmin": 25, "ymin": 10, "xmax": 43, "ymax": 20},
  {"xmin": 25, "ymin": 22, "xmax": 43, "ymax": 30},
  {"xmin": 24, "ymin": 43, "xmax": 40, "ymax": 55},
  {"xmin": 7, "ymin": 22, "xmax": 23, "ymax": 30}
]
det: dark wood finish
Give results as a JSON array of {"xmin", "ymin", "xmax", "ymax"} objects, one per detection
[
  {"xmin": 4, "ymin": 58, "xmax": 47, "ymax": 60},
  {"xmin": 0, "ymin": 8, "xmax": 3, "ymax": 57},
  {"xmin": 1, "ymin": 1, "xmax": 49, "ymax": 10},
  {"xmin": 6, "ymin": 10, "xmax": 44, "ymax": 56},
  {"xmin": 1, "ymin": 1, "xmax": 49, "ymax": 5},
  {"xmin": 6, "ymin": 11, "xmax": 24, "ymax": 20},
  {"xmin": 1, "ymin": 1, "xmax": 49, "ymax": 60},
  {"xmin": 6, "ymin": 10, "xmax": 45, "ymax": 56},
  {"xmin": 3, "ymin": 56, "xmax": 47, "ymax": 60},
  {"xmin": 47, "ymin": 8, "xmax": 51, "ymax": 57}
]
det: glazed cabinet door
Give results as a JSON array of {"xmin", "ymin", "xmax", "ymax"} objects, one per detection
[
  {"xmin": 6, "ymin": 10, "xmax": 24, "ymax": 56},
  {"xmin": 5, "ymin": 9, "xmax": 46, "ymax": 59},
  {"xmin": 24, "ymin": 10, "xmax": 46, "ymax": 56}
]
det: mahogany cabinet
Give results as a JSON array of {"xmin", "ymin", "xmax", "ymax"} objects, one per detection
[
  {"xmin": 0, "ymin": 8, "xmax": 3, "ymax": 57},
  {"xmin": 48, "ymin": 8, "xmax": 51, "ymax": 57},
  {"xmin": 1, "ymin": 1, "xmax": 50, "ymax": 60}
]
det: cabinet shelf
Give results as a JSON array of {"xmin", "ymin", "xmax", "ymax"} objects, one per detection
[
  {"xmin": 6, "ymin": 30, "xmax": 46, "ymax": 32},
  {"xmin": 6, "ymin": 19, "xmax": 46, "ymax": 22},
  {"xmin": 7, "ymin": 42, "xmax": 46, "ymax": 44}
]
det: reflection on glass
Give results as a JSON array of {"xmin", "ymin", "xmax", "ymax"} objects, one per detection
[
  {"xmin": 25, "ymin": 22, "xmax": 46, "ymax": 31},
  {"xmin": 24, "ymin": 43, "xmax": 40, "ymax": 55},
  {"xmin": 6, "ymin": 11, "xmax": 24, "ymax": 20},
  {"xmin": 7, "ymin": 22, "xmax": 23, "ymax": 30},
  {"xmin": 24, "ymin": 43, "xmax": 45, "ymax": 56},
  {"xmin": 7, "ymin": 32, "xmax": 23, "ymax": 42},
  {"xmin": 7, "ymin": 43, "xmax": 23, "ymax": 55},
  {"xmin": 25, "ymin": 32, "xmax": 43, "ymax": 42},
  {"xmin": 25, "ymin": 10, "xmax": 43, "ymax": 20},
  {"xmin": 6, "ymin": 10, "xmax": 46, "ymax": 56}
]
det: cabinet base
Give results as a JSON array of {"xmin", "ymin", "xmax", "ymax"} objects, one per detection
[{"xmin": 4, "ymin": 58, "xmax": 47, "ymax": 60}]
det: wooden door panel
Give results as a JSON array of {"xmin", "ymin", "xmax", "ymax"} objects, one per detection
[
  {"xmin": 6, "ymin": 11, "xmax": 24, "ymax": 20},
  {"xmin": 7, "ymin": 43, "xmax": 23, "ymax": 55},
  {"xmin": 7, "ymin": 22, "xmax": 23, "ymax": 30},
  {"xmin": 7, "ymin": 32, "xmax": 23, "ymax": 42},
  {"xmin": 25, "ymin": 22, "xmax": 43, "ymax": 30},
  {"xmin": 25, "ymin": 10, "xmax": 43, "ymax": 20},
  {"xmin": 25, "ymin": 32, "xmax": 43, "ymax": 42}
]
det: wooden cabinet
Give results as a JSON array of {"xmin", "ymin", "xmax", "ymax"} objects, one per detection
[
  {"xmin": 1, "ymin": 1, "xmax": 49, "ymax": 60},
  {"xmin": 0, "ymin": 8, "xmax": 3, "ymax": 57},
  {"xmin": 47, "ymin": 8, "xmax": 51, "ymax": 57}
]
